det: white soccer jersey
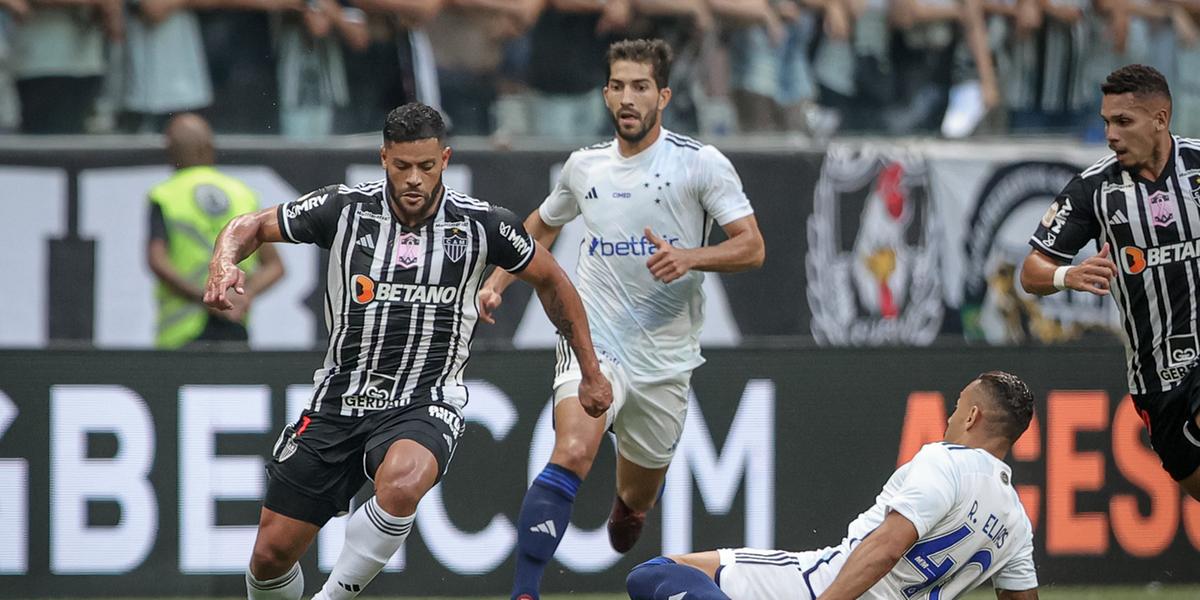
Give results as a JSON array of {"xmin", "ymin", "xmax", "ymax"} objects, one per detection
[
  {"xmin": 538, "ymin": 130, "xmax": 754, "ymax": 381},
  {"xmin": 832, "ymin": 442, "xmax": 1038, "ymax": 598}
]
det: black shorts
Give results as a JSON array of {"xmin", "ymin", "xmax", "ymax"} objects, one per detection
[
  {"xmin": 1132, "ymin": 366, "xmax": 1200, "ymax": 481},
  {"xmin": 264, "ymin": 402, "xmax": 463, "ymax": 526}
]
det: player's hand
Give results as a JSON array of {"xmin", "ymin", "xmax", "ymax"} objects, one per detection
[
  {"xmin": 478, "ymin": 287, "xmax": 503, "ymax": 324},
  {"xmin": 577, "ymin": 372, "xmax": 613, "ymax": 418},
  {"xmin": 645, "ymin": 227, "xmax": 693, "ymax": 284},
  {"xmin": 1065, "ymin": 243, "xmax": 1118, "ymax": 296},
  {"xmin": 204, "ymin": 261, "xmax": 247, "ymax": 311},
  {"xmin": 210, "ymin": 290, "xmax": 250, "ymax": 323}
]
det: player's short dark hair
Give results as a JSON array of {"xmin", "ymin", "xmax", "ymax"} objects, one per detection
[
  {"xmin": 383, "ymin": 103, "xmax": 446, "ymax": 144},
  {"xmin": 606, "ymin": 39, "xmax": 673, "ymax": 89},
  {"xmin": 1101, "ymin": 64, "xmax": 1171, "ymax": 102},
  {"xmin": 976, "ymin": 371, "xmax": 1035, "ymax": 444}
]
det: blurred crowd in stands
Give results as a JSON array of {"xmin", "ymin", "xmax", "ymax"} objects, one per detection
[{"xmin": 1, "ymin": 0, "xmax": 1197, "ymax": 140}]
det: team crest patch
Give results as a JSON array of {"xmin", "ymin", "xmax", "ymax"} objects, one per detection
[
  {"xmin": 443, "ymin": 226, "xmax": 468, "ymax": 263},
  {"xmin": 395, "ymin": 232, "xmax": 422, "ymax": 268},
  {"xmin": 1148, "ymin": 190, "xmax": 1176, "ymax": 228}
]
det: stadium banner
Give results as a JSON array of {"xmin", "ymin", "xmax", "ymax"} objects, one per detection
[{"xmin": 0, "ymin": 347, "xmax": 1197, "ymax": 597}]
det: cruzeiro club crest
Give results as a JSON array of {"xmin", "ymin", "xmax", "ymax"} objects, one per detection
[
  {"xmin": 443, "ymin": 225, "xmax": 468, "ymax": 263},
  {"xmin": 806, "ymin": 146, "xmax": 943, "ymax": 345}
]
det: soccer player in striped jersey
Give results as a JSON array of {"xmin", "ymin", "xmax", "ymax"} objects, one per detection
[
  {"xmin": 479, "ymin": 38, "xmax": 765, "ymax": 600},
  {"xmin": 203, "ymin": 103, "xmax": 611, "ymax": 600},
  {"xmin": 626, "ymin": 372, "xmax": 1039, "ymax": 600},
  {"xmin": 1021, "ymin": 64, "xmax": 1200, "ymax": 501}
]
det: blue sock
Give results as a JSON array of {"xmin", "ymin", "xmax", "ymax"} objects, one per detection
[
  {"xmin": 627, "ymin": 557, "xmax": 730, "ymax": 600},
  {"xmin": 511, "ymin": 463, "xmax": 581, "ymax": 600}
]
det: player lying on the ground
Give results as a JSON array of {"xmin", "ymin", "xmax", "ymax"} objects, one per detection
[{"xmin": 626, "ymin": 371, "xmax": 1039, "ymax": 600}]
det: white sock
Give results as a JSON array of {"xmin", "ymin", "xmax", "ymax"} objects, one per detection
[
  {"xmin": 246, "ymin": 563, "xmax": 303, "ymax": 600},
  {"xmin": 314, "ymin": 497, "xmax": 414, "ymax": 600}
]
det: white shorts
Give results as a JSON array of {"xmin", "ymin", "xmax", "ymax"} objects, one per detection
[
  {"xmin": 552, "ymin": 337, "xmax": 691, "ymax": 469},
  {"xmin": 716, "ymin": 547, "xmax": 847, "ymax": 600}
]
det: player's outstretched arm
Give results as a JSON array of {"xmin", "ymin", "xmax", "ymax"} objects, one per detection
[
  {"xmin": 204, "ymin": 206, "xmax": 286, "ymax": 311},
  {"xmin": 645, "ymin": 214, "xmax": 764, "ymax": 283},
  {"xmin": 515, "ymin": 241, "xmax": 613, "ymax": 417},
  {"xmin": 1020, "ymin": 244, "xmax": 1117, "ymax": 297},
  {"xmin": 997, "ymin": 588, "xmax": 1039, "ymax": 599},
  {"xmin": 815, "ymin": 511, "xmax": 919, "ymax": 600},
  {"xmin": 478, "ymin": 210, "xmax": 564, "ymax": 323}
]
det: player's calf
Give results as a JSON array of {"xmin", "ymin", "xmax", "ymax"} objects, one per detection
[{"xmin": 607, "ymin": 494, "xmax": 647, "ymax": 554}]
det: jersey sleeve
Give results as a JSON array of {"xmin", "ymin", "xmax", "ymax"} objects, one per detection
[
  {"xmin": 697, "ymin": 145, "xmax": 754, "ymax": 226},
  {"xmin": 486, "ymin": 205, "xmax": 537, "ymax": 273},
  {"xmin": 885, "ymin": 444, "xmax": 959, "ymax": 537},
  {"xmin": 277, "ymin": 185, "xmax": 343, "ymax": 249},
  {"xmin": 539, "ymin": 154, "xmax": 582, "ymax": 227},
  {"xmin": 993, "ymin": 523, "xmax": 1038, "ymax": 591},
  {"xmin": 148, "ymin": 200, "xmax": 167, "ymax": 243},
  {"xmin": 1028, "ymin": 175, "xmax": 1100, "ymax": 262}
]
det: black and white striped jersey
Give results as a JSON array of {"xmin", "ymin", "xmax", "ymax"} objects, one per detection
[
  {"xmin": 1030, "ymin": 137, "xmax": 1200, "ymax": 394},
  {"xmin": 277, "ymin": 180, "xmax": 535, "ymax": 415}
]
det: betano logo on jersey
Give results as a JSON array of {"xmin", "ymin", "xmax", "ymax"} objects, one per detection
[
  {"xmin": 1121, "ymin": 240, "xmax": 1200, "ymax": 275},
  {"xmin": 588, "ymin": 234, "xmax": 680, "ymax": 257},
  {"xmin": 352, "ymin": 274, "xmax": 459, "ymax": 305}
]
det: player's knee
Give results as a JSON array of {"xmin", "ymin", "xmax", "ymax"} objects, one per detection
[
  {"xmin": 249, "ymin": 539, "xmax": 298, "ymax": 580},
  {"xmin": 374, "ymin": 469, "xmax": 429, "ymax": 515},
  {"xmin": 551, "ymin": 437, "xmax": 599, "ymax": 477}
]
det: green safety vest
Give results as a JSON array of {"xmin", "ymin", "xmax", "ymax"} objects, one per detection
[{"xmin": 150, "ymin": 166, "xmax": 260, "ymax": 349}]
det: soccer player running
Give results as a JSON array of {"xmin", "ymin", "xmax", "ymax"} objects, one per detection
[
  {"xmin": 478, "ymin": 38, "xmax": 765, "ymax": 600},
  {"xmin": 203, "ymin": 103, "xmax": 612, "ymax": 600},
  {"xmin": 626, "ymin": 372, "xmax": 1039, "ymax": 600},
  {"xmin": 1021, "ymin": 64, "xmax": 1200, "ymax": 501}
]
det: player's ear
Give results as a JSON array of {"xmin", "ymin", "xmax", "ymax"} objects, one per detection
[
  {"xmin": 964, "ymin": 404, "xmax": 981, "ymax": 430},
  {"xmin": 379, "ymin": 144, "xmax": 387, "ymax": 167},
  {"xmin": 441, "ymin": 146, "xmax": 452, "ymax": 168},
  {"xmin": 659, "ymin": 86, "xmax": 672, "ymax": 110}
]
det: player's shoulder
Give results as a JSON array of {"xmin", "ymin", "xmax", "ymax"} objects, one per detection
[
  {"xmin": 333, "ymin": 179, "xmax": 386, "ymax": 202},
  {"xmin": 443, "ymin": 188, "xmax": 491, "ymax": 219},
  {"xmin": 912, "ymin": 442, "xmax": 972, "ymax": 470},
  {"xmin": 1177, "ymin": 135, "xmax": 1200, "ymax": 162},
  {"xmin": 569, "ymin": 138, "xmax": 616, "ymax": 161},
  {"xmin": 1075, "ymin": 154, "xmax": 1122, "ymax": 188}
]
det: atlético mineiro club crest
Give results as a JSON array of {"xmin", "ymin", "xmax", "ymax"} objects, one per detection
[
  {"xmin": 443, "ymin": 226, "xmax": 468, "ymax": 263},
  {"xmin": 395, "ymin": 232, "xmax": 422, "ymax": 269}
]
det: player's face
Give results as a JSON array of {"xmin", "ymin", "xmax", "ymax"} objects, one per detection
[
  {"xmin": 604, "ymin": 60, "xmax": 671, "ymax": 143},
  {"xmin": 1101, "ymin": 92, "xmax": 1168, "ymax": 170},
  {"xmin": 380, "ymin": 138, "xmax": 451, "ymax": 224},
  {"xmin": 944, "ymin": 380, "xmax": 983, "ymax": 442}
]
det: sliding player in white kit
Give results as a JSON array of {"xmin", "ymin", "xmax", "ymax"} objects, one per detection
[
  {"xmin": 479, "ymin": 39, "xmax": 765, "ymax": 600},
  {"xmin": 627, "ymin": 371, "xmax": 1039, "ymax": 600}
]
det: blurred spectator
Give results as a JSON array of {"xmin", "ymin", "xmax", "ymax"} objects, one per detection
[
  {"xmin": 526, "ymin": 0, "xmax": 630, "ymax": 139},
  {"xmin": 12, "ymin": 0, "xmax": 123, "ymax": 134},
  {"xmin": 1002, "ymin": 0, "xmax": 1090, "ymax": 132},
  {"xmin": 626, "ymin": 0, "xmax": 713, "ymax": 133},
  {"xmin": 491, "ymin": 22, "xmax": 537, "ymax": 142},
  {"xmin": 1173, "ymin": 0, "xmax": 1200, "ymax": 136},
  {"xmin": 277, "ymin": 0, "xmax": 368, "ymax": 138},
  {"xmin": 117, "ymin": 0, "xmax": 213, "ymax": 133},
  {"xmin": 978, "ymin": 0, "xmax": 1039, "ymax": 131},
  {"xmin": 0, "ymin": 0, "xmax": 26, "ymax": 132},
  {"xmin": 428, "ymin": 0, "xmax": 541, "ymax": 136},
  {"xmin": 146, "ymin": 113, "xmax": 283, "ymax": 348},
  {"xmin": 337, "ymin": 0, "xmax": 441, "ymax": 133},
  {"xmin": 199, "ymin": 0, "xmax": 300, "ymax": 134}
]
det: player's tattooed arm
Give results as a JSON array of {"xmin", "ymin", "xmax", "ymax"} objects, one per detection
[
  {"xmin": 516, "ymin": 241, "xmax": 613, "ymax": 417},
  {"xmin": 204, "ymin": 206, "xmax": 285, "ymax": 311}
]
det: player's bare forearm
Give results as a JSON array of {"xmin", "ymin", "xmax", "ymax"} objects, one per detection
[
  {"xmin": 212, "ymin": 208, "xmax": 278, "ymax": 269},
  {"xmin": 483, "ymin": 211, "xmax": 563, "ymax": 296},
  {"xmin": 816, "ymin": 512, "xmax": 918, "ymax": 600},
  {"xmin": 1020, "ymin": 250, "xmax": 1063, "ymax": 296},
  {"xmin": 691, "ymin": 215, "xmax": 765, "ymax": 273},
  {"xmin": 997, "ymin": 589, "xmax": 1039, "ymax": 600},
  {"xmin": 517, "ymin": 246, "xmax": 601, "ymax": 375}
]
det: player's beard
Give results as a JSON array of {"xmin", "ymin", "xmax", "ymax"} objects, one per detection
[
  {"xmin": 388, "ymin": 174, "xmax": 444, "ymax": 224},
  {"xmin": 611, "ymin": 109, "xmax": 658, "ymax": 144}
]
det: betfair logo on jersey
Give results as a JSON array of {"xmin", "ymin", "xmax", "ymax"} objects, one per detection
[
  {"xmin": 1121, "ymin": 240, "xmax": 1200, "ymax": 275},
  {"xmin": 498, "ymin": 222, "xmax": 532, "ymax": 255},
  {"xmin": 352, "ymin": 275, "xmax": 459, "ymax": 305},
  {"xmin": 588, "ymin": 234, "xmax": 680, "ymax": 257},
  {"xmin": 285, "ymin": 192, "xmax": 328, "ymax": 219}
]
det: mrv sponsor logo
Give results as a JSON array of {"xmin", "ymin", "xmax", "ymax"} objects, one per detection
[
  {"xmin": 284, "ymin": 192, "xmax": 328, "ymax": 218},
  {"xmin": 497, "ymin": 222, "xmax": 531, "ymax": 255},
  {"xmin": 352, "ymin": 275, "xmax": 459, "ymax": 305}
]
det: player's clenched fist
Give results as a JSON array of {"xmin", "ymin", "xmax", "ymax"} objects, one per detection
[
  {"xmin": 577, "ymin": 371, "xmax": 613, "ymax": 418},
  {"xmin": 645, "ymin": 227, "xmax": 694, "ymax": 283},
  {"xmin": 478, "ymin": 287, "xmax": 503, "ymax": 324},
  {"xmin": 204, "ymin": 261, "xmax": 246, "ymax": 311}
]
